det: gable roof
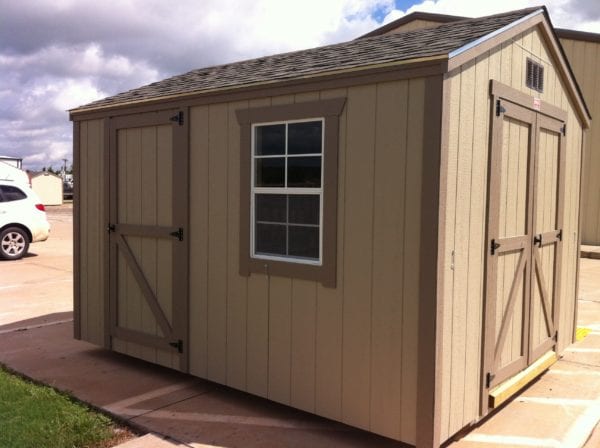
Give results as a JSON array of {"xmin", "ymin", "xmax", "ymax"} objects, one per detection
[
  {"xmin": 361, "ymin": 10, "xmax": 600, "ymax": 45},
  {"xmin": 359, "ymin": 11, "xmax": 468, "ymax": 39},
  {"xmin": 71, "ymin": 7, "xmax": 541, "ymax": 114}
]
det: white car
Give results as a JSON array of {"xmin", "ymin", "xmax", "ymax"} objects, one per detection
[{"xmin": 0, "ymin": 179, "xmax": 50, "ymax": 260}]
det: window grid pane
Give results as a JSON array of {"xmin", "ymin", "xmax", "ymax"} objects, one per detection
[{"xmin": 252, "ymin": 119, "xmax": 323, "ymax": 264}]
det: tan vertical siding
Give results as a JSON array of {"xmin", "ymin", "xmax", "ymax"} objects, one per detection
[
  {"xmin": 560, "ymin": 38, "xmax": 600, "ymax": 244},
  {"xmin": 341, "ymin": 84, "xmax": 376, "ymax": 429},
  {"xmin": 226, "ymin": 100, "xmax": 250, "ymax": 391},
  {"xmin": 207, "ymin": 103, "xmax": 229, "ymax": 383},
  {"xmin": 185, "ymin": 77, "xmax": 428, "ymax": 444},
  {"xmin": 369, "ymin": 79, "xmax": 409, "ymax": 440},
  {"xmin": 78, "ymin": 119, "xmax": 105, "ymax": 346},
  {"xmin": 439, "ymin": 26, "xmax": 584, "ymax": 442},
  {"xmin": 314, "ymin": 88, "xmax": 347, "ymax": 421},
  {"xmin": 188, "ymin": 105, "xmax": 209, "ymax": 377}
]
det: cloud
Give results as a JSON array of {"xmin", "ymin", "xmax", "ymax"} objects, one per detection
[
  {"xmin": 0, "ymin": 0, "xmax": 391, "ymax": 170},
  {"xmin": 0, "ymin": 0, "xmax": 598, "ymax": 170}
]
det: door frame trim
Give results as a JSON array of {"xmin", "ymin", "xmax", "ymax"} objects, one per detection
[{"xmin": 105, "ymin": 109, "xmax": 190, "ymax": 372}]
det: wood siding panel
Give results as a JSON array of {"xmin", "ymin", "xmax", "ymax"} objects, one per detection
[
  {"xmin": 245, "ymin": 98, "xmax": 272, "ymax": 398},
  {"xmin": 314, "ymin": 88, "xmax": 347, "ymax": 421},
  {"xmin": 399, "ymin": 78, "xmax": 425, "ymax": 444},
  {"xmin": 226, "ymin": 100, "xmax": 249, "ymax": 390},
  {"xmin": 78, "ymin": 119, "xmax": 105, "ymax": 347},
  {"xmin": 369, "ymin": 80, "xmax": 409, "ymax": 440},
  {"xmin": 207, "ymin": 103, "xmax": 229, "ymax": 383},
  {"xmin": 188, "ymin": 106, "xmax": 210, "ymax": 377},
  {"xmin": 439, "ymin": 71, "xmax": 460, "ymax": 441},
  {"xmin": 267, "ymin": 275, "xmax": 292, "ymax": 404},
  {"xmin": 290, "ymin": 279, "xmax": 317, "ymax": 412},
  {"xmin": 341, "ymin": 84, "xmax": 376, "ymax": 430},
  {"xmin": 79, "ymin": 121, "xmax": 89, "ymax": 341},
  {"xmin": 448, "ymin": 61, "xmax": 475, "ymax": 433}
]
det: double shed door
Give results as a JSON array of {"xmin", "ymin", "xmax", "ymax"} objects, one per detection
[
  {"xmin": 107, "ymin": 110, "xmax": 189, "ymax": 371},
  {"xmin": 483, "ymin": 87, "xmax": 566, "ymax": 406}
]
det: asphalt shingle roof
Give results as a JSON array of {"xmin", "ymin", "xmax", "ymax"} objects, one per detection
[{"xmin": 74, "ymin": 7, "xmax": 541, "ymax": 112}]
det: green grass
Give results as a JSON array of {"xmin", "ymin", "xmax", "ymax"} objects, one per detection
[{"xmin": 0, "ymin": 367, "xmax": 114, "ymax": 448}]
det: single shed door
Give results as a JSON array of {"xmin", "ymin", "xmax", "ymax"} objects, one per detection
[
  {"xmin": 107, "ymin": 110, "xmax": 189, "ymax": 372},
  {"xmin": 483, "ymin": 93, "xmax": 565, "ymax": 410}
]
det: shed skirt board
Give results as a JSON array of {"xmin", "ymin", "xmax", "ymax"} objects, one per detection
[
  {"xmin": 483, "ymin": 87, "xmax": 566, "ymax": 412},
  {"xmin": 107, "ymin": 111, "xmax": 189, "ymax": 372}
]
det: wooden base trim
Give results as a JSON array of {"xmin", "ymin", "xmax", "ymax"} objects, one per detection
[{"xmin": 489, "ymin": 351, "xmax": 557, "ymax": 408}]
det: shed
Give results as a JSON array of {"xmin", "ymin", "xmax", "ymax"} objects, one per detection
[
  {"xmin": 558, "ymin": 30, "xmax": 600, "ymax": 244},
  {"xmin": 365, "ymin": 11, "xmax": 600, "ymax": 246},
  {"xmin": 69, "ymin": 7, "xmax": 590, "ymax": 447},
  {"xmin": 30, "ymin": 171, "xmax": 63, "ymax": 206}
]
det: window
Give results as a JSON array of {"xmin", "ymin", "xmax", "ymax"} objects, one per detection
[
  {"xmin": 252, "ymin": 120, "xmax": 323, "ymax": 264},
  {"xmin": 237, "ymin": 98, "xmax": 346, "ymax": 287},
  {"xmin": 0, "ymin": 185, "xmax": 26, "ymax": 202}
]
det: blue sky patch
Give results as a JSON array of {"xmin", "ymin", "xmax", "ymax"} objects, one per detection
[{"xmin": 372, "ymin": 0, "xmax": 419, "ymax": 23}]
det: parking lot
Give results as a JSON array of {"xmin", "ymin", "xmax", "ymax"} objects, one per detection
[
  {"xmin": 1, "ymin": 204, "xmax": 600, "ymax": 447},
  {"xmin": 0, "ymin": 204, "xmax": 73, "ymax": 332}
]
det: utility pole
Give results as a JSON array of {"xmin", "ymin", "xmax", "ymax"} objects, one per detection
[{"xmin": 62, "ymin": 158, "xmax": 67, "ymax": 180}]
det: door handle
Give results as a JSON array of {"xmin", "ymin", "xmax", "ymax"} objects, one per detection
[{"xmin": 533, "ymin": 234, "xmax": 542, "ymax": 247}]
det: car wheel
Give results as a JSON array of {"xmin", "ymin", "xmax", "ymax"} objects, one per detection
[{"xmin": 0, "ymin": 227, "xmax": 29, "ymax": 260}]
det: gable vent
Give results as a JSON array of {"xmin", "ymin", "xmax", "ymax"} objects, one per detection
[{"xmin": 526, "ymin": 58, "xmax": 544, "ymax": 92}]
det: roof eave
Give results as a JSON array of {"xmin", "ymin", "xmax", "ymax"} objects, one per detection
[{"xmin": 69, "ymin": 55, "xmax": 448, "ymax": 120}]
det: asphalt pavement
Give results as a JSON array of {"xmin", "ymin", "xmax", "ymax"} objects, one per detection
[{"xmin": 1, "ymin": 205, "xmax": 599, "ymax": 448}]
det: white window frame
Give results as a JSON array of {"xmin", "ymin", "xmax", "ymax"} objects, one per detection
[{"xmin": 250, "ymin": 117, "xmax": 325, "ymax": 266}]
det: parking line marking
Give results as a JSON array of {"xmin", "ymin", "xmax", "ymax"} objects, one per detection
[
  {"xmin": 565, "ymin": 347, "xmax": 600, "ymax": 353},
  {"xmin": 0, "ymin": 318, "xmax": 73, "ymax": 335},
  {"xmin": 461, "ymin": 433, "xmax": 561, "ymax": 447},
  {"xmin": 548, "ymin": 369, "xmax": 600, "ymax": 376},
  {"xmin": 516, "ymin": 397, "xmax": 596, "ymax": 406}
]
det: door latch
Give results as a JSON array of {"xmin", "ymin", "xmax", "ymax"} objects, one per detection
[
  {"xmin": 107, "ymin": 224, "xmax": 115, "ymax": 233},
  {"xmin": 533, "ymin": 234, "xmax": 542, "ymax": 247},
  {"xmin": 169, "ymin": 227, "xmax": 184, "ymax": 241}
]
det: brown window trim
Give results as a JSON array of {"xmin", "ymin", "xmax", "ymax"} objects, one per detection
[{"xmin": 236, "ymin": 97, "xmax": 346, "ymax": 288}]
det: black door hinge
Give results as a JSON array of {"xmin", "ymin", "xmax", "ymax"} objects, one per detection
[
  {"xmin": 561, "ymin": 124, "xmax": 566, "ymax": 136},
  {"xmin": 491, "ymin": 239, "xmax": 500, "ymax": 255},
  {"xmin": 107, "ymin": 224, "xmax": 115, "ymax": 233},
  {"xmin": 170, "ymin": 111, "xmax": 184, "ymax": 126},
  {"xmin": 170, "ymin": 227, "xmax": 184, "ymax": 241},
  {"xmin": 169, "ymin": 339, "xmax": 183, "ymax": 353},
  {"xmin": 496, "ymin": 100, "xmax": 506, "ymax": 117},
  {"xmin": 553, "ymin": 331, "xmax": 558, "ymax": 342},
  {"xmin": 557, "ymin": 229, "xmax": 563, "ymax": 241},
  {"xmin": 486, "ymin": 372, "xmax": 495, "ymax": 389}
]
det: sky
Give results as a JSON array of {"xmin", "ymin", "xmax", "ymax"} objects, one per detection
[{"xmin": 1, "ymin": 0, "xmax": 599, "ymax": 171}]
